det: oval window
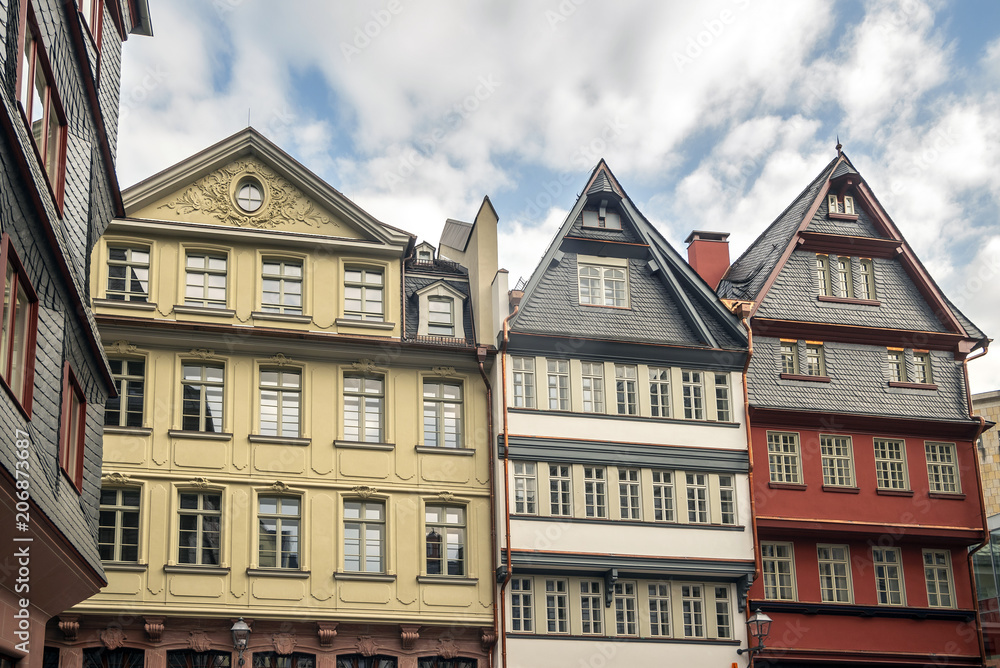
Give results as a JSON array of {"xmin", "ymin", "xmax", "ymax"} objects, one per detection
[{"xmin": 236, "ymin": 179, "xmax": 264, "ymax": 213}]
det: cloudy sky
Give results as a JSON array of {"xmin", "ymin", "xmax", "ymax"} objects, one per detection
[{"xmin": 116, "ymin": 0, "xmax": 1000, "ymax": 393}]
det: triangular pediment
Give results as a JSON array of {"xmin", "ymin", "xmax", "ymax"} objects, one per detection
[{"xmin": 123, "ymin": 128, "xmax": 412, "ymax": 250}]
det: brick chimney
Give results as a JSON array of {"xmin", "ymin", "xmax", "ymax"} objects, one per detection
[{"xmin": 684, "ymin": 231, "xmax": 730, "ymax": 290}]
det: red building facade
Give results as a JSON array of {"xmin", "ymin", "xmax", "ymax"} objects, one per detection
[{"xmin": 719, "ymin": 150, "xmax": 990, "ymax": 666}]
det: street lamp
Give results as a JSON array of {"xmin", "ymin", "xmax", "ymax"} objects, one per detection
[
  {"xmin": 231, "ymin": 618, "xmax": 251, "ymax": 666},
  {"xmin": 736, "ymin": 610, "xmax": 772, "ymax": 662}
]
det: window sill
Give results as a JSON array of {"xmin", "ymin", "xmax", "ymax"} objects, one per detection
[
  {"xmin": 248, "ymin": 434, "xmax": 311, "ymax": 446},
  {"xmin": 103, "ymin": 562, "xmax": 147, "ymax": 572},
  {"xmin": 173, "ymin": 305, "xmax": 236, "ymax": 317},
  {"xmin": 887, "ymin": 382, "xmax": 938, "ymax": 390},
  {"xmin": 167, "ymin": 430, "xmax": 233, "ymax": 441},
  {"xmin": 104, "ymin": 425, "xmax": 153, "ymax": 436},
  {"xmin": 828, "ymin": 212, "xmax": 859, "ymax": 221},
  {"xmin": 928, "ymin": 492, "xmax": 966, "ymax": 500},
  {"xmin": 779, "ymin": 373, "xmax": 831, "ymax": 383},
  {"xmin": 93, "ymin": 298, "xmax": 157, "ymax": 310},
  {"xmin": 768, "ymin": 482, "xmax": 807, "ymax": 491},
  {"xmin": 415, "ymin": 445, "xmax": 475, "ymax": 456},
  {"xmin": 251, "ymin": 311, "xmax": 312, "ymax": 324},
  {"xmin": 822, "ymin": 485, "xmax": 860, "ymax": 494},
  {"xmin": 511, "ymin": 514, "xmax": 746, "ymax": 531},
  {"xmin": 335, "ymin": 318, "xmax": 395, "ymax": 331},
  {"xmin": 817, "ymin": 295, "xmax": 881, "ymax": 307},
  {"xmin": 876, "ymin": 488, "xmax": 914, "ymax": 497},
  {"xmin": 417, "ymin": 576, "xmax": 477, "ymax": 585},
  {"xmin": 247, "ymin": 568, "xmax": 311, "ymax": 579},
  {"xmin": 333, "ymin": 572, "xmax": 396, "ymax": 582},
  {"xmin": 335, "ymin": 440, "xmax": 395, "ymax": 451},
  {"xmin": 164, "ymin": 565, "xmax": 230, "ymax": 574}
]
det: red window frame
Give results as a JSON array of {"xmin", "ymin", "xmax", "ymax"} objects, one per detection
[
  {"xmin": 15, "ymin": 5, "xmax": 68, "ymax": 210},
  {"xmin": 78, "ymin": 0, "xmax": 105, "ymax": 51},
  {"xmin": 60, "ymin": 362, "xmax": 87, "ymax": 493},
  {"xmin": 0, "ymin": 234, "xmax": 39, "ymax": 418}
]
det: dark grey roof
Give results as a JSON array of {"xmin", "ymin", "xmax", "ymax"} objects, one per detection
[
  {"xmin": 830, "ymin": 160, "xmax": 859, "ymax": 180},
  {"xmin": 404, "ymin": 271, "xmax": 474, "ymax": 344},
  {"xmin": 566, "ymin": 207, "xmax": 642, "ymax": 243},
  {"xmin": 806, "ymin": 197, "xmax": 886, "ymax": 237},
  {"xmin": 439, "ymin": 218, "xmax": 473, "ymax": 252},
  {"xmin": 749, "ymin": 337, "xmax": 971, "ymax": 421},
  {"xmin": 587, "ymin": 171, "xmax": 619, "ymax": 197}
]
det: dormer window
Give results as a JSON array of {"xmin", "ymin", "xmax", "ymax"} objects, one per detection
[
  {"xmin": 428, "ymin": 297, "xmax": 454, "ymax": 336},
  {"xmin": 416, "ymin": 282, "xmax": 466, "ymax": 339},
  {"xmin": 414, "ymin": 242, "xmax": 436, "ymax": 264},
  {"xmin": 418, "ymin": 249, "xmax": 433, "ymax": 262},
  {"xmin": 582, "ymin": 200, "xmax": 622, "ymax": 230},
  {"xmin": 827, "ymin": 194, "xmax": 855, "ymax": 216}
]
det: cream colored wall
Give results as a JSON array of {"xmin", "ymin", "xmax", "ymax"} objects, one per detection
[{"xmin": 975, "ymin": 391, "xmax": 1000, "ymax": 517}]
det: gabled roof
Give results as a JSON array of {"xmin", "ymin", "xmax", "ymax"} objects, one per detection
[
  {"xmin": 122, "ymin": 127, "xmax": 414, "ymax": 250},
  {"xmin": 511, "ymin": 160, "xmax": 747, "ymax": 350},
  {"xmin": 721, "ymin": 150, "xmax": 987, "ymax": 346}
]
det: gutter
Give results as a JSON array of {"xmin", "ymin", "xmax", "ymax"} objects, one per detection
[
  {"xmin": 739, "ymin": 307, "xmax": 762, "ymax": 630},
  {"xmin": 962, "ymin": 345, "xmax": 990, "ymax": 668}
]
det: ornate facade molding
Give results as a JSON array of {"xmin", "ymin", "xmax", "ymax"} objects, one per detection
[
  {"xmin": 189, "ymin": 348, "xmax": 216, "ymax": 359},
  {"xmin": 268, "ymin": 353, "xmax": 294, "ymax": 367},
  {"xmin": 107, "ymin": 340, "xmax": 138, "ymax": 355},
  {"xmin": 399, "ymin": 625, "xmax": 420, "ymax": 650},
  {"xmin": 271, "ymin": 633, "xmax": 296, "ymax": 655},
  {"xmin": 431, "ymin": 366, "xmax": 457, "ymax": 376},
  {"xmin": 58, "ymin": 615, "xmax": 79, "ymax": 641},
  {"xmin": 351, "ymin": 358, "xmax": 378, "ymax": 374},
  {"xmin": 188, "ymin": 477, "xmax": 213, "ymax": 488},
  {"xmin": 355, "ymin": 636, "xmax": 378, "ymax": 657},
  {"xmin": 480, "ymin": 627, "xmax": 497, "ymax": 652},
  {"xmin": 316, "ymin": 622, "xmax": 338, "ymax": 647},
  {"xmin": 102, "ymin": 472, "xmax": 131, "ymax": 485},
  {"xmin": 100, "ymin": 627, "xmax": 127, "ymax": 650},
  {"xmin": 270, "ymin": 481, "xmax": 290, "ymax": 493},
  {"xmin": 143, "ymin": 617, "xmax": 164, "ymax": 643},
  {"xmin": 188, "ymin": 630, "xmax": 212, "ymax": 652},
  {"xmin": 436, "ymin": 638, "xmax": 459, "ymax": 660},
  {"xmin": 352, "ymin": 485, "xmax": 379, "ymax": 499}
]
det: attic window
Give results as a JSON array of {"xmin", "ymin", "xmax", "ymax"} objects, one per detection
[
  {"xmin": 582, "ymin": 207, "xmax": 622, "ymax": 230},
  {"xmin": 417, "ymin": 249, "xmax": 433, "ymax": 262},
  {"xmin": 827, "ymin": 194, "xmax": 855, "ymax": 216},
  {"xmin": 236, "ymin": 178, "xmax": 264, "ymax": 213}
]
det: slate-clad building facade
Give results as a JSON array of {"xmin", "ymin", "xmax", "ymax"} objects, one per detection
[
  {"xmin": 0, "ymin": 1, "xmax": 150, "ymax": 665},
  {"xmin": 720, "ymin": 148, "xmax": 990, "ymax": 666},
  {"xmin": 491, "ymin": 161, "xmax": 755, "ymax": 666}
]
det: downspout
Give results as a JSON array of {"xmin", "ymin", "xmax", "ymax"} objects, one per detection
[
  {"xmin": 739, "ymin": 308, "xmax": 762, "ymax": 663},
  {"xmin": 476, "ymin": 345, "xmax": 497, "ymax": 667},
  {"xmin": 400, "ymin": 248, "xmax": 413, "ymax": 339},
  {"xmin": 963, "ymin": 345, "xmax": 990, "ymax": 667},
  {"xmin": 499, "ymin": 304, "xmax": 519, "ymax": 668}
]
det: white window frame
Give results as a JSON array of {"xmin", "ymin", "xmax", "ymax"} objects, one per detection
[
  {"xmin": 513, "ymin": 461, "xmax": 538, "ymax": 515},
  {"xmin": 681, "ymin": 584, "xmax": 706, "ymax": 638},
  {"xmin": 511, "ymin": 356, "xmax": 535, "ymax": 409},
  {"xmin": 873, "ymin": 546, "xmax": 905, "ymax": 606},
  {"xmin": 649, "ymin": 366, "xmax": 671, "ymax": 418},
  {"xmin": 548, "ymin": 465, "xmax": 572, "ymax": 516},
  {"xmin": 767, "ymin": 431, "xmax": 802, "ymax": 484},
  {"xmin": 546, "ymin": 359, "xmax": 570, "ymax": 410},
  {"xmin": 685, "ymin": 473, "xmax": 708, "ymax": 524},
  {"xmin": 416, "ymin": 281, "xmax": 467, "ymax": 338},
  {"xmin": 260, "ymin": 258, "xmax": 303, "ymax": 315},
  {"xmin": 581, "ymin": 361, "xmax": 605, "ymax": 413},
  {"xmin": 923, "ymin": 549, "xmax": 955, "ymax": 608},
  {"xmin": 184, "ymin": 251, "xmax": 228, "ymax": 309},
  {"xmin": 761, "ymin": 542, "xmax": 796, "ymax": 600},
  {"xmin": 618, "ymin": 468, "xmax": 641, "ymax": 520},
  {"xmin": 682, "ymin": 370, "xmax": 704, "ymax": 419},
  {"xmin": 817, "ymin": 544, "xmax": 853, "ymax": 603},
  {"xmin": 925, "ymin": 442, "xmax": 960, "ymax": 494},
  {"xmin": 614, "ymin": 364, "xmax": 638, "ymax": 415},
  {"xmin": 874, "ymin": 438, "xmax": 909, "ymax": 490},
  {"xmin": 583, "ymin": 466, "xmax": 607, "ymax": 519},
  {"xmin": 343, "ymin": 266, "xmax": 384, "ymax": 322},
  {"xmin": 578, "ymin": 256, "xmax": 628, "ymax": 308},
  {"xmin": 820, "ymin": 434, "xmax": 855, "ymax": 487},
  {"xmin": 651, "ymin": 470, "xmax": 675, "ymax": 522}
]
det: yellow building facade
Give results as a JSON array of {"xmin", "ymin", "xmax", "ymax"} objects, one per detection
[{"xmin": 48, "ymin": 130, "xmax": 496, "ymax": 668}]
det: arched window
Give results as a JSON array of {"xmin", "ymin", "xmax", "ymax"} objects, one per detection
[{"xmin": 335, "ymin": 656, "xmax": 396, "ymax": 668}]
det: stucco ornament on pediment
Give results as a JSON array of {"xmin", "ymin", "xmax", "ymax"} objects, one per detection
[
  {"xmin": 431, "ymin": 366, "xmax": 457, "ymax": 376},
  {"xmin": 271, "ymin": 632, "xmax": 296, "ymax": 655},
  {"xmin": 102, "ymin": 472, "xmax": 131, "ymax": 485},
  {"xmin": 436, "ymin": 638, "xmax": 459, "ymax": 660},
  {"xmin": 100, "ymin": 628, "xmax": 127, "ymax": 650},
  {"xmin": 189, "ymin": 477, "xmax": 212, "ymax": 489},
  {"xmin": 271, "ymin": 481, "xmax": 290, "ymax": 493},
  {"xmin": 158, "ymin": 160, "xmax": 341, "ymax": 230},
  {"xmin": 107, "ymin": 340, "xmax": 138, "ymax": 355},
  {"xmin": 189, "ymin": 348, "xmax": 216, "ymax": 359},
  {"xmin": 188, "ymin": 630, "xmax": 212, "ymax": 652},
  {"xmin": 352, "ymin": 485, "xmax": 378, "ymax": 499},
  {"xmin": 351, "ymin": 359, "xmax": 378, "ymax": 374},
  {"xmin": 269, "ymin": 353, "xmax": 294, "ymax": 367},
  {"xmin": 355, "ymin": 636, "xmax": 379, "ymax": 657}
]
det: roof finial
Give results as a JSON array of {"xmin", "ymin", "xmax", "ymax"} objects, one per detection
[{"xmin": 836, "ymin": 135, "xmax": 843, "ymax": 156}]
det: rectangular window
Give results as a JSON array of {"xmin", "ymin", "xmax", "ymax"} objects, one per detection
[
  {"xmin": 513, "ymin": 461, "xmax": 537, "ymax": 514},
  {"xmin": 181, "ymin": 363, "xmax": 224, "ymax": 432},
  {"xmin": 178, "ymin": 491, "xmax": 221, "ymax": 565},
  {"xmin": 913, "ymin": 351, "xmax": 932, "ymax": 384},
  {"xmin": 817, "ymin": 545, "xmax": 852, "ymax": 603},
  {"xmin": 873, "ymin": 547, "xmax": 904, "ymax": 605},
  {"xmin": 887, "ymin": 349, "xmax": 906, "ymax": 383},
  {"xmin": 545, "ymin": 580, "xmax": 569, "ymax": 633},
  {"xmin": 613, "ymin": 582, "xmax": 637, "ymax": 636},
  {"xmin": 924, "ymin": 549, "xmax": 954, "ymax": 608},
  {"xmin": 0, "ymin": 236, "xmax": 38, "ymax": 409},
  {"xmin": 714, "ymin": 373, "xmax": 730, "ymax": 421},
  {"xmin": 874, "ymin": 438, "xmax": 908, "ymax": 490},
  {"xmin": 343, "ymin": 374, "xmax": 383, "ymax": 443},
  {"xmin": 98, "ymin": 487, "xmax": 140, "ymax": 562},
  {"xmin": 619, "ymin": 468, "xmax": 641, "ymax": 520},
  {"xmin": 682, "ymin": 370, "xmax": 704, "ymax": 419},
  {"xmin": 925, "ymin": 442, "xmax": 960, "ymax": 493},
  {"xmin": 583, "ymin": 467, "xmax": 607, "ymax": 518},
  {"xmin": 425, "ymin": 505, "xmax": 465, "ymax": 576},
  {"xmin": 258, "ymin": 496, "xmax": 300, "ymax": 569},
  {"xmin": 681, "ymin": 585, "xmax": 705, "ymax": 638},
  {"xmin": 718, "ymin": 474, "xmax": 736, "ymax": 525},
  {"xmin": 715, "ymin": 587, "xmax": 732, "ymax": 638},
  {"xmin": 261, "ymin": 259, "xmax": 303, "ymax": 315},
  {"xmin": 78, "ymin": 0, "xmax": 105, "ymax": 45},
  {"xmin": 836, "ymin": 257, "xmax": 852, "ymax": 298},
  {"xmin": 546, "ymin": 359, "xmax": 570, "ymax": 410},
  {"xmin": 510, "ymin": 578, "xmax": 533, "ymax": 632},
  {"xmin": 804, "ymin": 344, "xmax": 825, "ymax": 376},
  {"xmin": 549, "ymin": 465, "xmax": 572, "ymax": 516},
  {"xmin": 649, "ymin": 367, "xmax": 670, "ymax": 418},
  {"xmin": 761, "ymin": 542, "xmax": 795, "ymax": 600},
  {"xmin": 581, "ymin": 362, "xmax": 604, "ymax": 413},
  {"xmin": 59, "ymin": 363, "xmax": 86, "ymax": 491},
  {"xmin": 184, "ymin": 253, "xmax": 227, "ymax": 308},
  {"xmin": 105, "ymin": 358, "xmax": 144, "ymax": 428},
  {"xmin": 780, "ymin": 340, "xmax": 797, "ymax": 375},
  {"xmin": 580, "ymin": 581, "xmax": 603, "ymax": 634},
  {"xmin": 344, "ymin": 500, "xmax": 384, "ymax": 573},
  {"xmin": 767, "ymin": 431, "xmax": 801, "ymax": 484},
  {"xmin": 578, "ymin": 263, "xmax": 627, "ymax": 307},
  {"xmin": 648, "ymin": 583, "xmax": 671, "ymax": 636},
  {"xmin": 686, "ymin": 473, "xmax": 708, "ymax": 523},
  {"xmin": 614, "ymin": 364, "xmax": 637, "ymax": 415},
  {"xmin": 260, "ymin": 369, "xmax": 301, "ymax": 438},
  {"xmin": 427, "ymin": 297, "xmax": 455, "ymax": 336},
  {"xmin": 423, "ymin": 381, "xmax": 462, "ymax": 448},
  {"xmin": 511, "ymin": 357, "xmax": 535, "ymax": 408},
  {"xmin": 816, "ymin": 254, "xmax": 831, "ymax": 296},
  {"xmin": 652, "ymin": 471, "xmax": 674, "ymax": 522},
  {"xmin": 343, "ymin": 267, "xmax": 384, "ymax": 321},
  {"xmin": 106, "ymin": 246, "xmax": 150, "ymax": 302},
  {"xmin": 859, "ymin": 258, "xmax": 876, "ymax": 300},
  {"xmin": 820, "ymin": 435, "xmax": 854, "ymax": 487},
  {"xmin": 18, "ymin": 15, "xmax": 67, "ymax": 199},
  {"xmin": 827, "ymin": 195, "xmax": 855, "ymax": 214}
]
